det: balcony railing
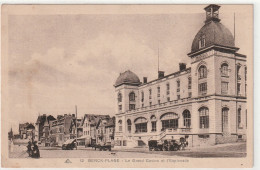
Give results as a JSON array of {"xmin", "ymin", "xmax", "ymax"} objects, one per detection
[{"xmin": 163, "ymin": 128, "xmax": 192, "ymax": 134}]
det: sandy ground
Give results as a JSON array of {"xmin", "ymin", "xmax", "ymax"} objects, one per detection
[{"xmin": 9, "ymin": 142, "xmax": 246, "ymax": 158}]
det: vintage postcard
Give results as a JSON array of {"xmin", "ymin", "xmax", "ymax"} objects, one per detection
[{"xmin": 1, "ymin": 4, "xmax": 253, "ymax": 168}]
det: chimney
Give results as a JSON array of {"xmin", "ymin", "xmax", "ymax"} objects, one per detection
[
  {"xmin": 143, "ymin": 77, "xmax": 147, "ymax": 84},
  {"xmin": 158, "ymin": 71, "xmax": 165, "ymax": 79},
  {"xmin": 179, "ymin": 63, "xmax": 187, "ymax": 71}
]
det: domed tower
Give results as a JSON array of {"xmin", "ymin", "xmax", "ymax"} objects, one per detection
[
  {"xmin": 188, "ymin": 4, "xmax": 247, "ymax": 144},
  {"xmin": 114, "ymin": 70, "xmax": 141, "ymax": 142},
  {"xmin": 188, "ymin": 4, "xmax": 241, "ymax": 97},
  {"xmin": 114, "ymin": 70, "xmax": 141, "ymax": 113}
]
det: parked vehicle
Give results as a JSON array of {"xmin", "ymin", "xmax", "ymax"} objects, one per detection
[
  {"xmin": 148, "ymin": 139, "xmax": 185, "ymax": 151},
  {"xmin": 62, "ymin": 139, "xmax": 76, "ymax": 150},
  {"xmin": 94, "ymin": 142, "xmax": 112, "ymax": 151},
  {"xmin": 148, "ymin": 140, "xmax": 163, "ymax": 151}
]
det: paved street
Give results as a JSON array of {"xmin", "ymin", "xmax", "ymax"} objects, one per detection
[{"xmin": 9, "ymin": 142, "xmax": 246, "ymax": 159}]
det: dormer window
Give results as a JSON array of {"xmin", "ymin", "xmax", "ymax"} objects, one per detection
[{"xmin": 199, "ymin": 35, "xmax": 206, "ymax": 49}]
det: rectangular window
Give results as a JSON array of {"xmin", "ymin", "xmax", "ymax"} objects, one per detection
[
  {"xmin": 149, "ymin": 89, "xmax": 152, "ymax": 97},
  {"xmin": 149, "ymin": 102, "xmax": 152, "ymax": 106},
  {"xmin": 128, "ymin": 125, "xmax": 131, "ymax": 132},
  {"xmin": 129, "ymin": 104, "xmax": 135, "ymax": 110},
  {"xmin": 238, "ymin": 109, "xmax": 242, "ymax": 128},
  {"xmin": 177, "ymin": 95, "xmax": 180, "ymax": 100},
  {"xmin": 151, "ymin": 122, "xmax": 156, "ymax": 132},
  {"xmin": 142, "ymin": 103, "xmax": 144, "ymax": 108},
  {"xmin": 200, "ymin": 116, "xmax": 209, "ymax": 128},
  {"xmin": 118, "ymin": 105, "xmax": 122, "ymax": 111},
  {"xmin": 158, "ymin": 100, "xmax": 160, "ymax": 104},
  {"xmin": 167, "ymin": 97, "xmax": 170, "ymax": 102},
  {"xmin": 119, "ymin": 126, "xmax": 122, "ymax": 132},
  {"xmin": 188, "ymin": 78, "xmax": 192, "ymax": 89},
  {"xmin": 198, "ymin": 82, "xmax": 207, "ymax": 95},
  {"xmin": 221, "ymin": 82, "xmax": 228, "ymax": 94},
  {"xmin": 166, "ymin": 84, "xmax": 170, "ymax": 95},
  {"xmin": 188, "ymin": 92, "xmax": 192, "ymax": 98},
  {"xmin": 237, "ymin": 83, "xmax": 241, "ymax": 95},
  {"xmin": 135, "ymin": 123, "xmax": 147, "ymax": 133}
]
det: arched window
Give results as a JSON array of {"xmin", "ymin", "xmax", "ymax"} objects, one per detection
[
  {"xmin": 160, "ymin": 113, "xmax": 179, "ymax": 131},
  {"xmin": 118, "ymin": 120, "xmax": 122, "ymax": 132},
  {"xmin": 222, "ymin": 107, "xmax": 229, "ymax": 132},
  {"xmin": 238, "ymin": 108, "xmax": 242, "ymax": 128},
  {"xmin": 118, "ymin": 93, "xmax": 122, "ymax": 102},
  {"xmin": 141, "ymin": 91, "xmax": 144, "ymax": 102},
  {"xmin": 129, "ymin": 92, "xmax": 135, "ymax": 101},
  {"xmin": 151, "ymin": 115, "xmax": 157, "ymax": 132},
  {"xmin": 199, "ymin": 107, "xmax": 209, "ymax": 129},
  {"xmin": 134, "ymin": 117, "xmax": 147, "ymax": 133},
  {"xmin": 221, "ymin": 63, "xmax": 229, "ymax": 76},
  {"xmin": 198, "ymin": 65, "xmax": 207, "ymax": 79},
  {"xmin": 127, "ymin": 119, "xmax": 132, "ymax": 133},
  {"xmin": 183, "ymin": 110, "xmax": 191, "ymax": 128}
]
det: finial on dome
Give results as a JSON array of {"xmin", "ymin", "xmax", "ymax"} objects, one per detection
[{"xmin": 204, "ymin": 4, "xmax": 221, "ymax": 23}]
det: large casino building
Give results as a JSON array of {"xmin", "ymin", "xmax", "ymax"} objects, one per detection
[{"xmin": 113, "ymin": 4, "xmax": 247, "ymax": 147}]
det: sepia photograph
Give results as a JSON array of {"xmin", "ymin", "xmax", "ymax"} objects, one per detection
[{"xmin": 1, "ymin": 4, "xmax": 253, "ymax": 168}]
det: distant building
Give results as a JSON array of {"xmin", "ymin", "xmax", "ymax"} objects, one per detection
[
  {"xmin": 35, "ymin": 114, "xmax": 56, "ymax": 145},
  {"xmin": 49, "ymin": 114, "xmax": 76, "ymax": 146},
  {"xmin": 114, "ymin": 5, "xmax": 247, "ymax": 148},
  {"xmin": 26, "ymin": 124, "xmax": 35, "ymax": 140},
  {"xmin": 8, "ymin": 128, "xmax": 13, "ymax": 140},
  {"xmin": 19, "ymin": 123, "xmax": 29, "ymax": 139},
  {"xmin": 96, "ymin": 116, "xmax": 115, "ymax": 144},
  {"xmin": 19, "ymin": 123, "xmax": 35, "ymax": 140},
  {"xmin": 81, "ymin": 114, "xmax": 110, "ymax": 146}
]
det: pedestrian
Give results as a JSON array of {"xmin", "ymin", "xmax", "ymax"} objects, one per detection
[
  {"xmin": 27, "ymin": 141, "xmax": 32, "ymax": 157},
  {"xmin": 31, "ymin": 141, "xmax": 40, "ymax": 158}
]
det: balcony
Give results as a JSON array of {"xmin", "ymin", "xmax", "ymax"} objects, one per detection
[{"xmin": 164, "ymin": 128, "xmax": 192, "ymax": 134}]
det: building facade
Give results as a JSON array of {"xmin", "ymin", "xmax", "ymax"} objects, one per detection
[
  {"xmin": 114, "ymin": 5, "xmax": 247, "ymax": 148},
  {"xmin": 35, "ymin": 114, "xmax": 56, "ymax": 145},
  {"xmin": 81, "ymin": 114, "xmax": 110, "ymax": 146},
  {"xmin": 96, "ymin": 116, "xmax": 115, "ymax": 144},
  {"xmin": 49, "ymin": 114, "xmax": 76, "ymax": 146}
]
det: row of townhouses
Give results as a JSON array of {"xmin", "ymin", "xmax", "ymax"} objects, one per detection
[
  {"xmin": 35, "ymin": 114, "xmax": 115, "ymax": 147},
  {"xmin": 14, "ymin": 114, "xmax": 115, "ymax": 147}
]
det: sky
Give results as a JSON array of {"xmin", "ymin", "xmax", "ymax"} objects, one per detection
[{"xmin": 6, "ymin": 5, "xmax": 252, "ymax": 133}]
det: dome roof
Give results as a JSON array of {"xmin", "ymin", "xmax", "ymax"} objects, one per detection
[
  {"xmin": 115, "ymin": 70, "xmax": 141, "ymax": 87},
  {"xmin": 191, "ymin": 21, "xmax": 235, "ymax": 53}
]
